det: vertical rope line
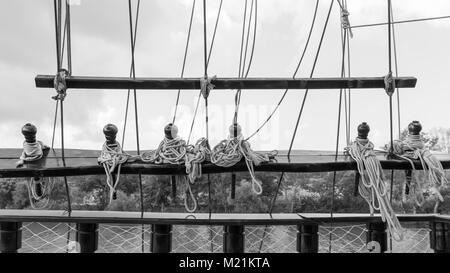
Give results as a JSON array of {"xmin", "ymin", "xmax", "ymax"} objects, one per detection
[
  {"xmin": 329, "ymin": 24, "xmax": 347, "ymax": 254},
  {"xmin": 388, "ymin": 0, "xmax": 394, "ymax": 155},
  {"xmin": 54, "ymin": 0, "xmax": 61, "ymax": 71},
  {"xmin": 66, "ymin": 2, "xmax": 72, "ymax": 74},
  {"xmin": 187, "ymin": 0, "xmax": 224, "ymax": 145},
  {"xmin": 127, "ymin": 0, "xmax": 145, "ymax": 253},
  {"xmin": 64, "ymin": 0, "xmax": 73, "ymax": 251},
  {"xmin": 121, "ymin": 0, "xmax": 141, "ymax": 149},
  {"xmin": 390, "ymin": 3, "xmax": 401, "ymax": 138},
  {"xmin": 173, "ymin": 0, "xmax": 196, "ymax": 124},
  {"xmin": 51, "ymin": 100, "xmax": 59, "ymax": 149}
]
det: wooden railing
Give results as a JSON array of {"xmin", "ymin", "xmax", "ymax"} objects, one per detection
[{"xmin": 0, "ymin": 210, "xmax": 449, "ymax": 253}]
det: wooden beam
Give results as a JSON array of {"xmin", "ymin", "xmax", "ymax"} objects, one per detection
[
  {"xmin": 1, "ymin": 157, "xmax": 449, "ymax": 178},
  {"xmin": 0, "ymin": 210, "xmax": 440, "ymax": 225},
  {"xmin": 35, "ymin": 75, "xmax": 417, "ymax": 90}
]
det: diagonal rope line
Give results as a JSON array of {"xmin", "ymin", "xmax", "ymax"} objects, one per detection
[
  {"xmin": 246, "ymin": 0, "xmax": 320, "ymax": 141},
  {"xmin": 126, "ymin": 0, "xmax": 145, "ymax": 253},
  {"xmin": 173, "ymin": 0, "xmax": 197, "ymax": 124},
  {"xmin": 258, "ymin": 0, "xmax": 334, "ymax": 253}
]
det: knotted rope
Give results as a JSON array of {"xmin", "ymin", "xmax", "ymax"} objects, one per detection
[
  {"xmin": 389, "ymin": 134, "xmax": 447, "ymax": 209},
  {"xmin": 140, "ymin": 130, "xmax": 200, "ymax": 212},
  {"xmin": 346, "ymin": 137, "xmax": 404, "ymax": 241},
  {"xmin": 53, "ymin": 69, "xmax": 69, "ymax": 101},
  {"xmin": 200, "ymin": 75, "xmax": 216, "ymax": 99},
  {"xmin": 185, "ymin": 137, "xmax": 211, "ymax": 183},
  {"xmin": 384, "ymin": 71, "xmax": 395, "ymax": 97},
  {"xmin": 141, "ymin": 137, "xmax": 187, "ymax": 164},
  {"xmin": 211, "ymin": 124, "xmax": 277, "ymax": 195},
  {"xmin": 98, "ymin": 141, "xmax": 130, "ymax": 203},
  {"xmin": 340, "ymin": 8, "xmax": 353, "ymax": 38},
  {"xmin": 16, "ymin": 141, "xmax": 55, "ymax": 209}
]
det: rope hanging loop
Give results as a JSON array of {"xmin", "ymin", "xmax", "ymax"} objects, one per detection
[
  {"xmin": 53, "ymin": 68, "xmax": 70, "ymax": 101},
  {"xmin": 346, "ymin": 122, "xmax": 405, "ymax": 241},
  {"xmin": 384, "ymin": 71, "xmax": 396, "ymax": 97},
  {"xmin": 211, "ymin": 123, "xmax": 277, "ymax": 195},
  {"xmin": 98, "ymin": 124, "xmax": 130, "ymax": 203},
  {"xmin": 388, "ymin": 120, "xmax": 448, "ymax": 211},
  {"xmin": 200, "ymin": 75, "xmax": 217, "ymax": 99},
  {"xmin": 340, "ymin": 8, "xmax": 354, "ymax": 38},
  {"xmin": 16, "ymin": 123, "xmax": 55, "ymax": 209}
]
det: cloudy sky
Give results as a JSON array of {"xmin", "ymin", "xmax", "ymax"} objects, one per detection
[{"xmin": 0, "ymin": 0, "xmax": 449, "ymax": 152}]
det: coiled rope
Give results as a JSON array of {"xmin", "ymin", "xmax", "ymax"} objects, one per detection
[
  {"xmin": 346, "ymin": 137, "xmax": 404, "ymax": 241},
  {"xmin": 140, "ymin": 125, "xmax": 199, "ymax": 212},
  {"xmin": 98, "ymin": 141, "xmax": 130, "ymax": 203},
  {"xmin": 17, "ymin": 141, "xmax": 55, "ymax": 209},
  {"xmin": 185, "ymin": 137, "xmax": 211, "ymax": 183},
  {"xmin": 390, "ymin": 134, "xmax": 448, "ymax": 209},
  {"xmin": 211, "ymin": 124, "xmax": 277, "ymax": 195}
]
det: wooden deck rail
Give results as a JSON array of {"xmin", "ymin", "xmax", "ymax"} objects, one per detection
[{"xmin": 0, "ymin": 210, "xmax": 449, "ymax": 253}]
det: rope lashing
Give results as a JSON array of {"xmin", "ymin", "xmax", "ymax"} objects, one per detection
[
  {"xmin": 200, "ymin": 75, "xmax": 216, "ymax": 99},
  {"xmin": 140, "ymin": 123, "xmax": 187, "ymax": 164},
  {"xmin": 16, "ymin": 123, "xmax": 55, "ymax": 209},
  {"xmin": 185, "ymin": 137, "xmax": 211, "ymax": 183},
  {"xmin": 345, "ymin": 122, "xmax": 404, "ymax": 241},
  {"xmin": 340, "ymin": 8, "xmax": 353, "ymax": 38},
  {"xmin": 53, "ymin": 68, "xmax": 69, "ymax": 101},
  {"xmin": 384, "ymin": 71, "xmax": 396, "ymax": 96},
  {"xmin": 98, "ymin": 124, "xmax": 131, "ymax": 203},
  {"xmin": 211, "ymin": 123, "xmax": 277, "ymax": 195},
  {"xmin": 388, "ymin": 121, "xmax": 448, "ymax": 210}
]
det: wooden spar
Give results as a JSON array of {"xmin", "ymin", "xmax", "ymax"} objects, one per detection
[
  {"xmin": 35, "ymin": 75, "xmax": 417, "ymax": 90},
  {"xmin": 0, "ymin": 209, "xmax": 441, "ymax": 225},
  {"xmin": 0, "ymin": 149, "xmax": 449, "ymax": 178}
]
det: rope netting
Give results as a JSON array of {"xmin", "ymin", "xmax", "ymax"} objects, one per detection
[{"xmin": 17, "ymin": 222, "xmax": 432, "ymax": 253}]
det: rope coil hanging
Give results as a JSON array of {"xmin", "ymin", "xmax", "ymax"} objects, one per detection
[
  {"xmin": 211, "ymin": 124, "xmax": 277, "ymax": 195},
  {"xmin": 16, "ymin": 123, "xmax": 55, "ymax": 209},
  {"xmin": 387, "ymin": 121, "xmax": 448, "ymax": 211},
  {"xmin": 140, "ymin": 123, "xmax": 199, "ymax": 212},
  {"xmin": 98, "ymin": 124, "xmax": 131, "ymax": 203},
  {"xmin": 346, "ymin": 122, "xmax": 404, "ymax": 241}
]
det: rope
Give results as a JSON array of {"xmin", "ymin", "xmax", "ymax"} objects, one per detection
[
  {"xmin": 390, "ymin": 134, "xmax": 448, "ymax": 209},
  {"xmin": 185, "ymin": 137, "xmax": 211, "ymax": 183},
  {"xmin": 16, "ymin": 141, "xmax": 55, "ymax": 209},
  {"xmin": 211, "ymin": 124, "xmax": 277, "ymax": 195},
  {"xmin": 173, "ymin": 0, "xmax": 196, "ymax": 124},
  {"xmin": 337, "ymin": 0, "xmax": 353, "ymax": 38},
  {"xmin": 98, "ymin": 141, "xmax": 130, "ymax": 203},
  {"xmin": 346, "ymin": 138, "xmax": 405, "ymax": 241},
  {"xmin": 139, "ymin": 129, "xmax": 201, "ymax": 213},
  {"xmin": 352, "ymin": 15, "xmax": 450, "ymax": 29},
  {"xmin": 53, "ymin": 0, "xmax": 71, "ymax": 215}
]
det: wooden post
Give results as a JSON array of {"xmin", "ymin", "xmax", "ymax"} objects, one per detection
[
  {"xmin": 223, "ymin": 225, "xmax": 244, "ymax": 253},
  {"xmin": 297, "ymin": 224, "xmax": 319, "ymax": 253},
  {"xmin": 430, "ymin": 222, "xmax": 450, "ymax": 253},
  {"xmin": 76, "ymin": 223, "xmax": 98, "ymax": 253},
  {"xmin": 151, "ymin": 224, "xmax": 172, "ymax": 253},
  {"xmin": 366, "ymin": 222, "xmax": 387, "ymax": 253},
  {"xmin": 0, "ymin": 222, "xmax": 22, "ymax": 253}
]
